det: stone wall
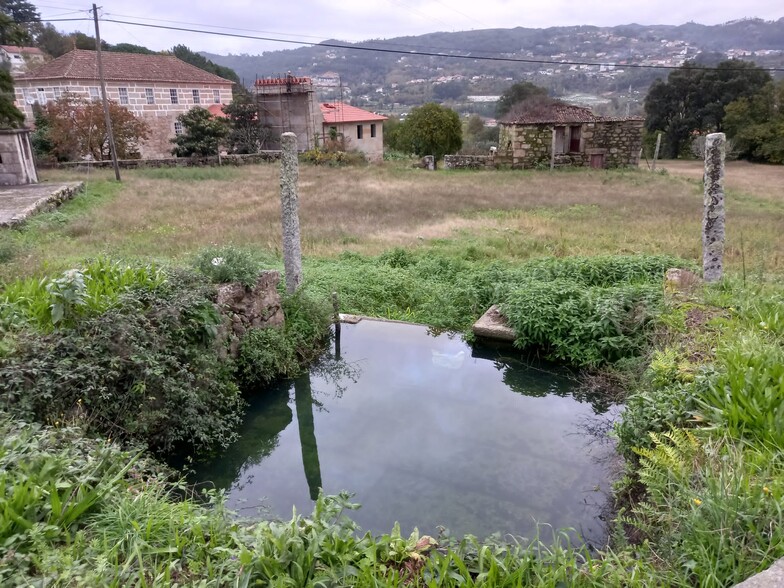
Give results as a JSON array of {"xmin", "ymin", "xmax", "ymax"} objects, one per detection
[
  {"xmin": 499, "ymin": 119, "xmax": 643, "ymax": 169},
  {"xmin": 444, "ymin": 154, "xmax": 495, "ymax": 169},
  {"xmin": 41, "ymin": 151, "xmax": 282, "ymax": 170},
  {"xmin": 216, "ymin": 271, "xmax": 284, "ymax": 359},
  {"xmin": 14, "ymin": 80, "xmax": 234, "ymax": 158}
]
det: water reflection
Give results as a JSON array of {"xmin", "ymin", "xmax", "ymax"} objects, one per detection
[
  {"xmin": 294, "ymin": 375, "xmax": 322, "ymax": 500},
  {"xmin": 192, "ymin": 320, "xmax": 619, "ymax": 543}
]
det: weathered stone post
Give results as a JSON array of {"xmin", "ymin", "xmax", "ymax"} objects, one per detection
[
  {"xmin": 702, "ymin": 132, "xmax": 726, "ymax": 283},
  {"xmin": 280, "ymin": 132, "xmax": 302, "ymax": 294},
  {"xmin": 422, "ymin": 155, "xmax": 435, "ymax": 171}
]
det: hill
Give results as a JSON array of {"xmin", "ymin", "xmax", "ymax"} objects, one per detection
[{"xmin": 202, "ymin": 18, "xmax": 784, "ymax": 116}]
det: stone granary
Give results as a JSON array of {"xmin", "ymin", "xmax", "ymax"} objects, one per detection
[
  {"xmin": 14, "ymin": 49, "xmax": 234, "ymax": 158},
  {"xmin": 498, "ymin": 102, "xmax": 644, "ymax": 169}
]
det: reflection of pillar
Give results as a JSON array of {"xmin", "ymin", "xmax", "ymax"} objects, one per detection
[{"xmin": 294, "ymin": 375, "xmax": 322, "ymax": 500}]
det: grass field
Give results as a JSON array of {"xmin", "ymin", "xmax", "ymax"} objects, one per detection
[{"xmin": 1, "ymin": 160, "xmax": 782, "ymax": 281}]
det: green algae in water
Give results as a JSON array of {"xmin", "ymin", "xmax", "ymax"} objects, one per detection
[{"xmin": 192, "ymin": 320, "xmax": 620, "ymax": 545}]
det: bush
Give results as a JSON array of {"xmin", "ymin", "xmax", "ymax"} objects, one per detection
[
  {"xmin": 300, "ymin": 148, "xmax": 367, "ymax": 167},
  {"xmin": 193, "ymin": 245, "xmax": 261, "ymax": 287},
  {"xmin": 1, "ymin": 258, "xmax": 165, "ymax": 331},
  {"xmin": 502, "ymin": 281, "xmax": 662, "ymax": 366},
  {"xmin": 0, "ymin": 270, "xmax": 244, "ymax": 457},
  {"xmin": 236, "ymin": 290, "xmax": 332, "ymax": 388}
]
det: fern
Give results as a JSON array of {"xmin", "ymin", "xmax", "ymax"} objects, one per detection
[{"xmin": 627, "ymin": 429, "xmax": 702, "ymax": 537}]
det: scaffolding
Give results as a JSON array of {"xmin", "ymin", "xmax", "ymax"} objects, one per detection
[{"xmin": 255, "ymin": 74, "xmax": 320, "ymax": 150}]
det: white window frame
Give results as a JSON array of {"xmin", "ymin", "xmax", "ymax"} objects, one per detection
[
  {"xmin": 118, "ymin": 87, "xmax": 129, "ymax": 105},
  {"xmin": 145, "ymin": 88, "xmax": 155, "ymax": 104},
  {"xmin": 174, "ymin": 121, "xmax": 183, "ymax": 136},
  {"xmin": 192, "ymin": 89, "xmax": 200, "ymax": 104},
  {"xmin": 53, "ymin": 87, "xmax": 62, "ymax": 100},
  {"xmin": 89, "ymin": 87, "xmax": 100, "ymax": 100},
  {"xmin": 37, "ymin": 87, "xmax": 46, "ymax": 103},
  {"xmin": 213, "ymin": 89, "xmax": 220, "ymax": 103},
  {"xmin": 169, "ymin": 88, "xmax": 178, "ymax": 104}
]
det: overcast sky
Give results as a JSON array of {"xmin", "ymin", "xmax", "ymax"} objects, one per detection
[{"xmin": 38, "ymin": 1, "xmax": 782, "ymax": 55}]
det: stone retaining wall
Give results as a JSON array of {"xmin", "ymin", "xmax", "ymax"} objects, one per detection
[
  {"xmin": 444, "ymin": 154, "xmax": 495, "ymax": 170},
  {"xmin": 40, "ymin": 152, "xmax": 282, "ymax": 170}
]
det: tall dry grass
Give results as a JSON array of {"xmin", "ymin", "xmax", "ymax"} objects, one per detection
[{"xmin": 4, "ymin": 161, "xmax": 783, "ymax": 278}]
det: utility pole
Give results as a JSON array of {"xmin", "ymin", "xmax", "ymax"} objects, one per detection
[{"xmin": 92, "ymin": 4, "xmax": 121, "ymax": 182}]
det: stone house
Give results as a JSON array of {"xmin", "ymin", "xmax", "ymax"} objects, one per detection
[
  {"xmin": 0, "ymin": 45, "xmax": 45, "ymax": 76},
  {"xmin": 498, "ymin": 103, "xmax": 643, "ymax": 169},
  {"xmin": 14, "ymin": 49, "xmax": 234, "ymax": 158},
  {"xmin": 255, "ymin": 75, "xmax": 322, "ymax": 151},
  {"xmin": 319, "ymin": 102, "xmax": 387, "ymax": 161}
]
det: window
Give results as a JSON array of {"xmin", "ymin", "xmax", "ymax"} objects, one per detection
[
  {"xmin": 192, "ymin": 89, "xmax": 200, "ymax": 104},
  {"xmin": 569, "ymin": 125, "xmax": 581, "ymax": 152},
  {"xmin": 213, "ymin": 89, "xmax": 220, "ymax": 103},
  {"xmin": 356, "ymin": 124, "xmax": 363, "ymax": 140},
  {"xmin": 118, "ymin": 87, "xmax": 128, "ymax": 105},
  {"xmin": 145, "ymin": 88, "xmax": 155, "ymax": 104},
  {"xmin": 174, "ymin": 121, "xmax": 183, "ymax": 136},
  {"xmin": 37, "ymin": 88, "xmax": 46, "ymax": 103},
  {"xmin": 169, "ymin": 89, "xmax": 178, "ymax": 104},
  {"xmin": 370, "ymin": 123, "xmax": 376, "ymax": 138},
  {"xmin": 53, "ymin": 87, "xmax": 61, "ymax": 100},
  {"xmin": 89, "ymin": 87, "xmax": 99, "ymax": 100}
]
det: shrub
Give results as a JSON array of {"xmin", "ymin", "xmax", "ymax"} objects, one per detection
[
  {"xmin": 502, "ymin": 281, "xmax": 662, "ymax": 366},
  {"xmin": 1, "ymin": 258, "xmax": 165, "ymax": 331},
  {"xmin": 0, "ymin": 271, "xmax": 244, "ymax": 457},
  {"xmin": 193, "ymin": 244, "xmax": 261, "ymax": 287},
  {"xmin": 236, "ymin": 290, "xmax": 332, "ymax": 388},
  {"xmin": 300, "ymin": 149, "xmax": 367, "ymax": 167}
]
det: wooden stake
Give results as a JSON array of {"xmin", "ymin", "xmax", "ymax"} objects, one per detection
[
  {"xmin": 92, "ymin": 4, "xmax": 121, "ymax": 182},
  {"xmin": 651, "ymin": 132, "xmax": 662, "ymax": 172},
  {"xmin": 550, "ymin": 127, "xmax": 556, "ymax": 171}
]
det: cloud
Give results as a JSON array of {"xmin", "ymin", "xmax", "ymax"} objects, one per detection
[{"xmin": 38, "ymin": 0, "xmax": 782, "ymax": 55}]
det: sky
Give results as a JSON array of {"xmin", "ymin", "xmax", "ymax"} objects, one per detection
[{"xmin": 36, "ymin": 0, "xmax": 783, "ymax": 55}]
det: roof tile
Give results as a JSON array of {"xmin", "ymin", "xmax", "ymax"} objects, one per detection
[
  {"xmin": 17, "ymin": 49, "xmax": 233, "ymax": 85},
  {"xmin": 320, "ymin": 102, "xmax": 387, "ymax": 124}
]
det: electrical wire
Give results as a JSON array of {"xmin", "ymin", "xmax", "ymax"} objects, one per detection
[{"xmin": 29, "ymin": 16, "xmax": 784, "ymax": 73}]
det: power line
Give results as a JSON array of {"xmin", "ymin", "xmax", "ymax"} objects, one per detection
[
  {"xmin": 31, "ymin": 16, "xmax": 784, "ymax": 73},
  {"xmin": 97, "ymin": 18, "xmax": 784, "ymax": 73}
]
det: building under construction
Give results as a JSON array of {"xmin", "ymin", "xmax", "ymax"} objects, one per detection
[{"xmin": 255, "ymin": 74, "xmax": 323, "ymax": 151}]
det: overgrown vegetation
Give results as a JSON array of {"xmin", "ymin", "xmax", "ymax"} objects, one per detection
[{"xmin": 2, "ymin": 163, "xmax": 783, "ymax": 585}]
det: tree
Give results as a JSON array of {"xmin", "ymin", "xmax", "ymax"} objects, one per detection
[
  {"xmin": 35, "ymin": 24, "xmax": 70, "ymax": 58},
  {"xmin": 37, "ymin": 93, "xmax": 150, "ymax": 161},
  {"xmin": 0, "ymin": 0, "xmax": 39, "ymax": 44},
  {"xmin": 724, "ymin": 81, "xmax": 784, "ymax": 164},
  {"xmin": 171, "ymin": 45, "xmax": 240, "ymax": 84},
  {"xmin": 171, "ymin": 107, "xmax": 228, "ymax": 157},
  {"xmin": 396, "ymin": 103, "xmax": 462, "ymax": 165},
  {"xmin": 222, "ymin": 94, "xmax": 267, "ymax": 154},
  {"xmin": 496, "ymin": 81, "xmax": 548, "ymax": 118},
  {"xmin": 0, "ymin": 67, "xmax": 23, "ymax": 128},
  {"xmin": 644, "ymin": 59, "xmax": 771, "ymax": 158},
  {"xmin": 109, "ymin": 43, "xmax": 155, "ymax": 54}
]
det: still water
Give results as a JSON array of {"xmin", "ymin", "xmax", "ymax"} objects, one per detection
[{"xmin": 192, "ymin": 319, "xmax": 620, "ymax": 544}]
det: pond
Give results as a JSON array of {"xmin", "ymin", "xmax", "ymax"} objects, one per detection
[{"xmin": 192, "ymin": 319, "xmax": 620, "ymax": 545}]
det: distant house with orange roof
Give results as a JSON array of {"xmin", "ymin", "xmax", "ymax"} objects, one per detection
[{"xmin": 320, "ymin": 102, "xmax": 387, "ymax": 161}]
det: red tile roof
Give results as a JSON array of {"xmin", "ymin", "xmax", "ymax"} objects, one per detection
[
  {"xmin": 17, "ymin": 49, "xmax": 234, "ymax": 85},
  {"xmin": 208, "ymin": 104, "xmax": 228, "ymax": 118},
  {"xmin": 500, "ymin": 102, "xmax": 597, "ymax": 125},
  {"xmin": 0, "ymin": 45, "xmax": 45, "ymax": 55},
  {"xmin": 320, "ymin": 102, "xmax": 387, "ymax": 124}
]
